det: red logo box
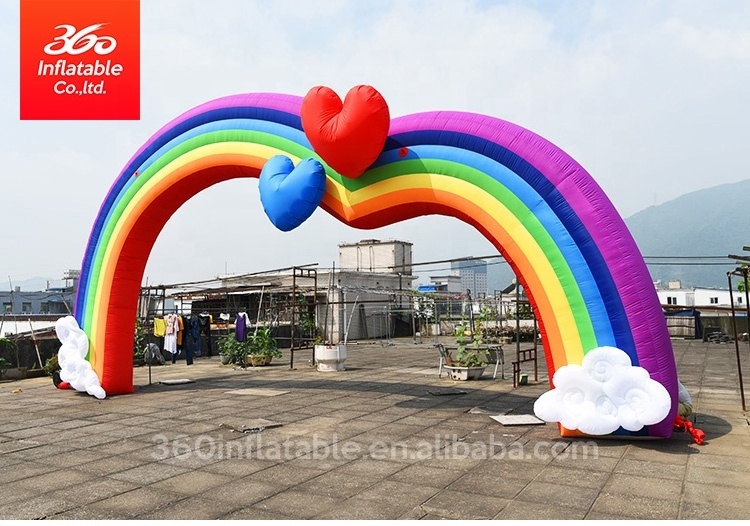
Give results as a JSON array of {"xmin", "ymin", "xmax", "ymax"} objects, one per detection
[{"xmin": 20, "ymin": 0, "xmax": 140, "ymax": 120}]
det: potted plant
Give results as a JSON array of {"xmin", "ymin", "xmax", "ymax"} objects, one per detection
[
  {"xmin": 314, "ymin": 341, "xmax": 347, "ymax": 372},
  {"xmin": 245, "ymin": 326, "xmax": 282, "ymax": 367},
  {"xmin": 217, "ymin": 335, "xmax": 245, "ymax": 365},
  {"xmin": 314, "ymin": 288, "xmax": 348, "ymax": 372},
  {"xmin": 218, "ymin": 344, "xmax": 233, "ymax": 365},
  {"xmin": 443, "ymin": 346, "xmax": 489, "ymax": 381},
  {"xmin": 442, "ymin": 323, "xmax": 489, "ymax": 380}
]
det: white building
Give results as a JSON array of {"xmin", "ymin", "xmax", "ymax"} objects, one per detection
[
  {"xmin": 657, "ymin": 280, "xmax": 750, "ymax": 339},
  {"xmin": 450, "ymin": 258, "xmax": 488, "ymax": 298},
  {"xmin": 656, "ymin": 280, "xmax": 746, "ymax": 307},
  {"xmin": 338, "ymin": 239, "xmax": 413, "ymax": 275},
  {"xmin": 422, "ymin": 274, "xmax": 463, "ymax": 294},
  {"xmin": 170, "ymin": 239, "xmax": 417, "ymax": 346}
]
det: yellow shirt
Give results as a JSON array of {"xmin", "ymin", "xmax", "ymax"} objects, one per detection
[{"xmin": 153, "ymin": 317, "xmax": 166, "ymax": 337}]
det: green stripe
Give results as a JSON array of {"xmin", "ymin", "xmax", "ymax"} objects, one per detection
[
  {"xmin": 356, "ymin": 158, "xmax": 598, "ymax": 350},
  {"xmin": 84, "ymin": 129, "xmax": 314, "ymax": 328},
  {"xmin": 84, "ymin": 133, "xmax": 597, "ymax": 352}
]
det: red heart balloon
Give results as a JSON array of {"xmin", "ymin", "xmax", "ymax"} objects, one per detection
[{"xmin": 301, "ymin": 85, "xmax": 390, "ymax": 179}]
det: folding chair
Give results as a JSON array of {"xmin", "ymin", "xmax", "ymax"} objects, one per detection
[
  {"xmin": 489, "ymin": 345, "xmax": 504, "ymax": 380},
  {"xmin": 435, "ymin": 343, "xmax": 452, "ymax": 378}
]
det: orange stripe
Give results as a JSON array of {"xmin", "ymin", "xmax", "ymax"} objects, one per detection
[
  {"xmin": 92, "ymin": 153, "xmax": 267, "ymax": 374},
  {"xmin": 324, "ymin": 186, "xmax": 567, "ymax": 368}
]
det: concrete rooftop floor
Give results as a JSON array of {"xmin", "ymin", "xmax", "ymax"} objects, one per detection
[{"xmin": 0, "ymin": 336, "xmax": 748, "ymax": 520}]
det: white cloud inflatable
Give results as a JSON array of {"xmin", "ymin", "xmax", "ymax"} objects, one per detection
[
  {"xmin": 534, "ymin": 346, "xmax": 671, "ymax": 435},
  {"xmin": 55, "ymin": 316, "xmax": 106, "ymax": 400}
]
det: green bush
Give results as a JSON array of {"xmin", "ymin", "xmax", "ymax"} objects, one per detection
[
  {"xmin": 44, "ymin": 354, "xmax": 60, "ymax": 376},
  {"xmin": 218, "ymin": 327, "xmax": 282, "ymax": 364},
  {"xmin": 0, "ymin": 337, "xmax": 19, "ymax": 367},
  {"xmin": 251, "ymin": 326, "xmax": 281, "ymax": 359},
  {"xmin": 133, "ymin": 318, "xmax": 147, "ymax": 362},
  {"xmin": 217, "ymin": 336, "xmax": 249, "ymax": 365}
]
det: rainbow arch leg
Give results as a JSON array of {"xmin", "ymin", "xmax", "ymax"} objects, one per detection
[{"xmin": 73, "ymin": 92, "xmax": 677, "ymax": 438}]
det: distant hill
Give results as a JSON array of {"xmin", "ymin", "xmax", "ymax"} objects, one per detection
[
  {"xmin": 625, "ymin": 180, "xmax": 750, "ymax": 288},
  {"xmin": 3, "ymin": 276, "xmax": 54, "ymax": 292},
  {"xmin": 485, "ymin": 180, "xmax": 750, "ymax": 293}
]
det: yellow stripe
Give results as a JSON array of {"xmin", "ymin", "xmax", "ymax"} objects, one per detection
[
  {"xmin": 90, "ymin": 142, "xmax": 289, "ymax": 362},
  {"xmin": 90, "ymin": 150, "xmax": 584, "ymax": 367},
  {"xmin": 329, "ymin": 173, "xmax": 584, "ymax": 361}
]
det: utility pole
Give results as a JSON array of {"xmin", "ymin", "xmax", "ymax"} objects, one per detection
[{"xmin": 8, "ymin": 276, "xmax": 14, "ymax": 313}]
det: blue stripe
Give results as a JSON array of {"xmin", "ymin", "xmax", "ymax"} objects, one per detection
[
  {"xmin": 375, "ymin": 145, "xmax": 616, "ymax": 347},
  {"xmin": 76, "ymin": 106, "xmax": 634, "ymax": 365},
  {"xmin": 76, "ymin": 108, "xmax": 303, "ymax": 323},
  {"xmin": 381, "ymin": 130, "xmax": 635, "ymax": 361}
]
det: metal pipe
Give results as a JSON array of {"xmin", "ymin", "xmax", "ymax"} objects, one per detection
[
  {"xmin": 27, "ymin": 318, "xmax": 43, "ymax": 369},
  {"xmin": 742, "ymin": 267, "xmax": 750, "ymax": 412},
  {"xmin": 727, "ymin": 271, "xmax": 746, "ymax": 412}
]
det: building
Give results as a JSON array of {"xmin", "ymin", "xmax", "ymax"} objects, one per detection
[
  {"xmin": 338, "ymin": 239, "xmax": 413, "ymax": 275},
  {"xmin": 451, "ymin": 258, "xmax": 488, "ymax": 298},
  {"xmin": 1, "ymin": 269, "xmax": 78, "ymax": 316},
  {"xmin": 656, "ymin": 280, "xmax": 745, "ymax": 308},
  {"xmin": 657, "ymin": 280, "xmax": 750, "ymax": 339},
  {"xmin": 418, "ymin": 274, "xmax": 463, "ymax": 294},
  {"xmin": 163, "ymin": 239, "xmax": 418, "ymax": 348},
  {"xmin": 336, "ymin": 239, "xmax": 415, "ymax": 339},
  {"xmin": 0, "ymin": 270, "xmax": 78, "ymax": 338}
]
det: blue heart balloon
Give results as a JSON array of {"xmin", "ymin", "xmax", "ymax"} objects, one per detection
[{"xmin": 259, "ymin": 155, "xmax": 327, "ymax": 232}]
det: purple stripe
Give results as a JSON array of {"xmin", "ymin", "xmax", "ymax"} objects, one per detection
[
  {"xmin": 76, "ymin": 93, "xmax": 303, "ymax": 323},
  {"xmin": 94, "ymin": 93, "xmax": 303, "ymax": 233},
  {"xmin": 124, "ymin": 93, "xmax": 303, "ymax": 175},
  {"xmin": 91, "ymin": 96, "xmax": 675, "ymax": 436},
  {"xmin": 391, "ymin": 111, "xmax": 676, "ymax": 436}
]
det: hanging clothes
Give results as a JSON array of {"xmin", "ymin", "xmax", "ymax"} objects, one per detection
[
  {"xmin": 164, "ymin": 313, "xmax": 180, "ymax": 355},
  {"xmin": 176, "ymin": 315, "xmax": 184, "ymax": 347},
  {"xmin": 199, "ymin": 313, "xmax": 213, "ymax": 356},
  {"xmin": 235, "ymin": 311, "xmax": 251, "ymax": 342},
  {"xmin": 153, "ymin": 317, "xmax": 166, "ymax": 337},
  {"xmin": 190, "ymin": 315, "xmax": 202, "ymax": 357}
]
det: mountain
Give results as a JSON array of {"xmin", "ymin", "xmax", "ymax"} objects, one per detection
[
  {"xmin": 3, "ymin": 276, "xmax": 55, "ymax": 292},
  {"xmin": 625, "ymin": 179, "xmax": 750, "ymax": 289},
  {"xmin": 8, "ymin": 182, "xmax": 744, "ymax": 295},
  {"xmin": 487, "ymin": 180, "xmax": 750, "ymax": 292}
]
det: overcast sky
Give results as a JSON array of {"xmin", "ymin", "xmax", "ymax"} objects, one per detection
[{"xmin": 2, "ymin": 0, "xmax": 748, "ymax": 288}]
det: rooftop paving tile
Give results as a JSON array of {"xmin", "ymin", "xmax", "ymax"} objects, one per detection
[{"xmin": 0, "ymin": 337, "xmax": 748, "ymax": 519}]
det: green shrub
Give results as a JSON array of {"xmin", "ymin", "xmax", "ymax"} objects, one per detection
[
  {"xmin": 133, "ymin": 318, "xmax": 147, "ymax": 361},
  {"xmin": 218, "ymin": 327, "xmax": 282, "ymax": 364},
  {"xmin": 217, "ymin": 335, "xmax": 248, "ymax": 365},
  {"xmin": 251, "ymin": 326, "xmax": 281, "ymax": 359},
  {"xmin": 44, "ymin": 354, "xmax": 60, "ymax": 376},
  {"xmin": 0, "ymin": 337, "xmax": 19, "ymax": 367}
]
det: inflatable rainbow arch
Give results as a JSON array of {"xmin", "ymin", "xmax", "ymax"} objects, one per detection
[{"xmin": 73, "ymin": 91, "xmax": 678, "ymax": 438}]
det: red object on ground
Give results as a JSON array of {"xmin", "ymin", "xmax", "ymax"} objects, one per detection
[
  {"xmin": 58, "ymin": 381, "xmax": 70, "ymax": 390},
  {"xmin": 674, "ymin": 415, "xmax": 705, "ymax": 445}
]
